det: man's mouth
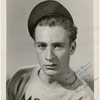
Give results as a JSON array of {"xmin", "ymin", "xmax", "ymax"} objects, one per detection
[
  {"xmin": 44, "ymin": 64, "xmax": 57, "ymax": 66},
  {"xmin": 44, "ymin": 64, "xmax": 57, "ymax": 69}
]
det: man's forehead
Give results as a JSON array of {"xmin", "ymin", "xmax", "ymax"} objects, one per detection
[
  {"xmin": 35, "ymin": 26, "xmax": 70, "ymax": 44},
  {"xmin": 35, "ymin": 25, "xmax": 69, "ymax": 34}
]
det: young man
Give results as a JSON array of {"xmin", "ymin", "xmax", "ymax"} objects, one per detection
[{"xmin": 7, "ymin": 0, "xmax": 93, "ymax": 100}]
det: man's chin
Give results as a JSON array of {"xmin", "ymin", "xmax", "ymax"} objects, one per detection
[{"xmin": 44, "ymin": 70, "xmax": 58, "ymax": 76}]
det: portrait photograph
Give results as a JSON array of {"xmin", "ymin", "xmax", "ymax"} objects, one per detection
[{"xmin": 1, "ymin": 0, "xmax": 99, "ymax": 100}]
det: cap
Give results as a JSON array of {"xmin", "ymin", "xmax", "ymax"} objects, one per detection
[{"xmin": 28, "ymin": 0, "xmax": 74, "ymax": 39}]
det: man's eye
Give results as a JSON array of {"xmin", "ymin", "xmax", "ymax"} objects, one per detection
[
  {"xmin": 37, "ymin": 45, "xmax": 46, "ymax": 50},
  {"xmin": 54, "ymin": 45, "xmax": 63, "ymax": 49}
]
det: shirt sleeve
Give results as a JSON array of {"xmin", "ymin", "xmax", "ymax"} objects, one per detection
[
  {"xmin": 6, "ymin": 77, "xmax": 15, "ymax": 100},
  {"xmin": 6, "ymin": 66, "xmax": 34, "ymax": 100},
  {"xmin": 71, "ymin": 86, "xmax": 94, "ymax": 100}
]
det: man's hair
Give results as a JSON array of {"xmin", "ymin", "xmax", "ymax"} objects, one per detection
[{"xmin": 34, "ymin": 15, "xmax": 77, "ymax": 44}]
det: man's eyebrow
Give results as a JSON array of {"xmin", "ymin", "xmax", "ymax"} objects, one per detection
[
  {"xmin": 52, "ymin": 42, "xmax": 66, "ymax": 45},
  {"xmin": 36, "ymin": 42, "xmax": 66, "ymax": 45},
  {"xmin": 36, "ymin": 42, "xmax": 46, "ymax": 44}
]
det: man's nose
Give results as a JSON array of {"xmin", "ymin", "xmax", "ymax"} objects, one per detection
[{"xmin": 45, "ymin": 47, "xmax": 55, "ymax": 61}]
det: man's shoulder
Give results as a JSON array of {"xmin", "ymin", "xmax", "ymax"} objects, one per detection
[
  {"xmin": 10, "ymin": 64, "xmax": 39, "ymax": 80},
  {"xmin": 74, "ymin": 74, "xmax": 94, "ymax": 100},
  {"xmin": 7, "ymin": 64, "xmax": 40, "ymax": 99}
]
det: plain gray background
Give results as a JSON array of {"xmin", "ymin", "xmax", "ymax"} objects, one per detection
[{"xmin": 7, "ymin": 0, "xmax": 94, "ymax": 90}]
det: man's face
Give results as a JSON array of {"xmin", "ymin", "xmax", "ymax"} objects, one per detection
[{"xmin": 35, "ymin": 25, "xmax": 73, "ymax": 76}]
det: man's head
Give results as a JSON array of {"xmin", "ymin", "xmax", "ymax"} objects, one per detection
[
  {"xmin": 28, "ymin": 0, "xmax": 77, "ymax": 45},
  {"xmin": 34, "ymin": 15, "xmax": 77, "ymax": 45},
  {"xmin": 28, "ymin": 0, "xmax": 77, "ymax": 76}
]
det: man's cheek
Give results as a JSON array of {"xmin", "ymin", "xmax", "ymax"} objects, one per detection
[{"xmin": 38, "ymin": 55, "xmax": 44, "ymax": 63}]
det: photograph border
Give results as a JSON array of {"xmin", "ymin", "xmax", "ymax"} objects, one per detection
[{"xmin": 1, "ymin": 0, "xmax": 99, "ymax": 99}]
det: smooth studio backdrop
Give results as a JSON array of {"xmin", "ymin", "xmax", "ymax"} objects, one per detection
[{"xmin": 7, "ymin": 0, "xmax": 94, "ymax": 90}]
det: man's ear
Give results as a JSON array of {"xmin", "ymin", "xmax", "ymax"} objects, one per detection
[{"xmin": 70, "ymin": 41, "xmax": 76, "ymax": 55}]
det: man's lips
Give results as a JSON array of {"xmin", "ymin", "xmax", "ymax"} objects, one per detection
[
  {"xmin": 44, "ymin": 64, "xmax": 57, "ymax": 66},
  {"xmin": 44, "ymin": 64, "xmax": 57, "ymax": 70}
]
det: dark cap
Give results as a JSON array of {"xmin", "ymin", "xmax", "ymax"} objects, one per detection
[{"xmin": 28, "ymin": 0, "xmax": 74, "ymax": 39}]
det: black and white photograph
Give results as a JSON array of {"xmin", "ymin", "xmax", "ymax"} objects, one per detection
[{"xmin": 5, "ymin": 0, "xmax": 99, "ymax": 100}]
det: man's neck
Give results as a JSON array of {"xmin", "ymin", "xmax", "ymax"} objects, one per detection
[{"xmin": 38, "ymin": 67, "xmax": 76, "ymax": 87}]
